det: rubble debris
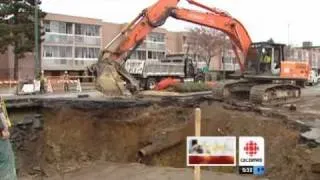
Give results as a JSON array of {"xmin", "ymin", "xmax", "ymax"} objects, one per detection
[
  {"xmin": 10, "ymin": 115, "xmax": 43, "ymax": 151},
  {"xmin": 300, "ymin": 128, "xmax": 320, "ymax": 144},
  {"xmin": 17, "ymin": 117, "xmax": 34, "ymax": 126},
  {"xmin": 32, "ymin": 118, "xmax": 43, "ymax": 130},
  {"xmin": 289, "ymin": 104, "xmax": 297, "ymax": 111},
  {"xmin": 283, "ymin": 104, "xmax": 297, "ymax": 111},
  {"xmin": 78, "ymin": 94, "xmax": 90, "ymax": 98}
]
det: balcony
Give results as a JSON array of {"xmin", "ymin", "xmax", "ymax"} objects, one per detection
[
  {"xmin": 75, "ymin": 35, "xmax": 101, "ymax": 46},
  {"xmin": 42, "ymin": 57, "xmax": 97, "ymax": 71},
  {"xmin": 146, "ymin": 42, "xmax": 166, "ymax": 51},
  {"xmin": 44, "ymin": 33, "xmax": 74, "ymax": 45},
  {"xmin": 44, "ymin": 33, "xmax": 101, "ymax": 47},
  {"xmin": 136, "ymin": 42, "xmax": 147, "ymax": 50}
]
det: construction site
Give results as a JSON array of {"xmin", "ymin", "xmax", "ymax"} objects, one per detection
[{"xmin": 1, "ymin": 0, "xmax": 320, "ymax": 180}]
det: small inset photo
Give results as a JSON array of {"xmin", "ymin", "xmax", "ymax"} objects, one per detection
[{"xmin": 187, "ymin": 136, "xmax": 236, "ymax": 167}]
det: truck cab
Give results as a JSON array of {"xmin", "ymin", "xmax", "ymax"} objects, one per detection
[{"xmin": 308, "ymin": 69, "xmax": 319, "ymax": 86}]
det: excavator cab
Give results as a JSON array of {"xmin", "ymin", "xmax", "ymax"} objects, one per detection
[
  {"xmin": 244, "ymin": 42, "xmax": 309, "ymax": 84},
  {"xmin": 244, "ymin": 42, "xmax": 283, "ymax": 77}
]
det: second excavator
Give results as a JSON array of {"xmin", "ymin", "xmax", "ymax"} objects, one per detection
[{"xmin": 89, "ymin": 0, "xmax": 309, "ymax": 105}]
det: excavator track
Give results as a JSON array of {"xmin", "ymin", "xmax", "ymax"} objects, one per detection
[
  {"xmin": 212, "ymin": 79, "xmax": 250, "ymax": 101},
  {"xmin": 249, "ymin": 84, "xmax": 301, "ymax": 106},
  {"xmin": 212, "ymin": 80, "xmax": 236, "ymax": 101},
  {"xmin": 212, "ymin": 80, "xmax": 301, "ymax": 106}
]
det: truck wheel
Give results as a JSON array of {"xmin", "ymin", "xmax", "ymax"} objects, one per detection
[
  {"xmin": 296, "ymin": 80, "xmax": 305, "ymax": 88},
  {"xmin": 146, "ymin": 78, "xmax": 157, "ymax": 90}
]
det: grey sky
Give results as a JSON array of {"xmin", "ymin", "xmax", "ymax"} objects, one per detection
[{"xmin": 41, "ymin": 0, "xmax": 320, "ymax": 46}]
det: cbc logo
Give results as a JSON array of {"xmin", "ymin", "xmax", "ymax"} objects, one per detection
[{"xmin": 244, "ymin": 140, "xmax": 259, "ymax": 157}]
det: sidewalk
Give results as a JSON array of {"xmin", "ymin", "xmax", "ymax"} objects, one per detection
[{"xmin": 1, "ymin": 90, "xmax": 105, "ymax": 100}]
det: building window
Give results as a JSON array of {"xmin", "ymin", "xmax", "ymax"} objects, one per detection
[
  {"xmin": 66, "ymin": 23, "xmax": 73, "ymax": 34},
  {"xmin": 147, "ymin": 32, "xmax": 165, "ymax": 42},
  {"xmin": 147, "ymin": 51, "xmax": 165, "ymax": 59},
  {"xmin": 75, "ymin": 24, "xmax": 100, "ymax": 36},
  {"xmin": 45, "ymin": 20, "xmax": 73, "ymax": 34},
  {"xmin": 298, "ymin": 51, "xmax": 302, "ymax": 60},
  {"xmin": 129, "ymin": 50, "xmax": 146, "ymax": 60},
  {"xmin": 45, "ymin": 50, "xmax": 52, "ymax": 57},
  {"xmin": 43, "ymin": 46, "xmax": 72, "ymax": 58},
  {"xmin": 75, "ymin": 47, "xmax": 100, "ymax": 59},
  {"xmin": 44, "ymin": 20, "xmax": 50, "ymax": 32}
]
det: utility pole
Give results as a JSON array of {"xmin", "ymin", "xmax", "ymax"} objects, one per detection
[
  {"xmin": 34, "ymin": 0, "xmax": 40, "ymax": 79},
  {"xmin": 222, "ymin": 35, "xmax": 227, "ymax": 82},
  {"xmin": 287, "ymin": 23, "xmax": 290, "ymax": 46}
]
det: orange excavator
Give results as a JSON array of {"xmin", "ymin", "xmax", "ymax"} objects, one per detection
[{"xmin": 89, "ymin": 0, "xmax": 309, "ymax": 105}]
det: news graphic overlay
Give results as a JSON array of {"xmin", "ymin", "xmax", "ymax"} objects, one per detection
[
  {"xmin": 238, "ymin": 136, "xmax": 265, "ymax": 175},
  {"xmin": 187, "ymin": 136, "xmax": 236, "ymax": 166}
]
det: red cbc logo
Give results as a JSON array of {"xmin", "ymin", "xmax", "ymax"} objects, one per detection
[{"xmin": 244, "ymin": 141, "xmax": 259, "ymax": 157}]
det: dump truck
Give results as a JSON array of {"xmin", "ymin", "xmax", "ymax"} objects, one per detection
[{"xmin": 124, "ymin": 53, "xmax": 206, "ymax": 90}]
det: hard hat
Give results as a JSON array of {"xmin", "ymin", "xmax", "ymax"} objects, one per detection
[{"xmin": 64, "ymin": 71, "xmax": 68, "ymax": 74}]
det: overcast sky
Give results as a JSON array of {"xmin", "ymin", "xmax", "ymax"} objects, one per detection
[{"xmin": 41, "ymin": 0, "xmax": 320, "ymax": 46}]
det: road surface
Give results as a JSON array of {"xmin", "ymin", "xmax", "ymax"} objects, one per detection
[{"xmin": 21, "ymin": 162, "xmax": 263, "ymax": 180}]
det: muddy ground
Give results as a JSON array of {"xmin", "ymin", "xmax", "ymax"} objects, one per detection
[{"xmin": 10, "ymin": 97, "xmax": 320, "ymax": 180}]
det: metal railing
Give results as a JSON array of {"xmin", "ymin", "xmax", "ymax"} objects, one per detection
[
  {"xmin": 42, "ymin": 58, "xmax": 97, "ymax": 70},
  {"xmin": 44, "ymin": 33, "xmax": 101, "ymax": 46},
  {"xmin": 74, "ymin": 35, "xmax": 101, "ymax": 46},
  {"xmin": 45, "ymin": 33, "xmax": 74, "ymax": 44}
]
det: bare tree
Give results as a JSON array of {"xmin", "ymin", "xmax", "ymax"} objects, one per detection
[{"xmin": 185, "ymin": 26, "xmax": 230, "ymax": 66}]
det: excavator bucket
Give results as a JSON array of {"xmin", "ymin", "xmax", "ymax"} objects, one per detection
[{"xmin": 90, "ymin": 62, "xmax": 131, "ymax": 96}]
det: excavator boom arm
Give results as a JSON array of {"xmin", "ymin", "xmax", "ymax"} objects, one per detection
[
  {"xmin": 171, "ymin": 8, "xmax": 252, "ymax": 71},
  {"xmin": 96, "ymin": 0, "xmax": 253, "ymax": 94},
  {"xmin": 101, "ymin": 0, "xmax": 252, "ymax": 72},
  {"xmin": 100, "ymin": 0, "xmax": 180, "ymax": 63}
]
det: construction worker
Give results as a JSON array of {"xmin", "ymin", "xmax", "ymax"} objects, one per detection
[
  {"xmin": 63, "ymin": 71, "xmax": 70, "ymax": 92},
  {"xmin": 0, "ymin": 97, "xmax": 17, "ymax": 180},
  {"xmin": 261, "ymin": 51, "xmax": 272, "ymax": 73},
  {"xmin": 40, "ymin": 70, "xmax": 46, "ymax": 94}
]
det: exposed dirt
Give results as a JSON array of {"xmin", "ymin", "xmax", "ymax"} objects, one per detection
[
  {"xmin": 14, "ymin": 102, "xmax": 320, "ymax": 180},
  {"xmin": 147, "ymin": 103, "xmax": 318, "ymax": 180},
  {"xmin": 38, "ymin": 105, "xmax": 192, "ymax": 176}
]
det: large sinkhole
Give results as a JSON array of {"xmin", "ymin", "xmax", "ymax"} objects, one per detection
[{"xmin": 8, "ymin": 103, "xmax": 317, "ymax": 179}]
